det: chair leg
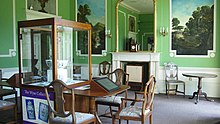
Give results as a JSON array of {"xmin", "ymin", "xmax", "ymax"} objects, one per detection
[
  {"xmin": 112, "ymin": 115, "xmax": 116, "ymax": 124},
  {"xmin": 183, "ymin": 84, "xmax": 185, "ymax": 97},
  {"xmin": 15, "ymin": 91, "xmax": 18, "ymax": 112},
  {"xmin": 14, "ymin": 104, "xmax": 17, "ymax": 123},
  {"xmin": 175, "ymin": 85, "xmax": 178, "ymax": 95},
  {"xmin": 165, "ymin": 83, "xmax": 168, "ymax": 95},
  {"xmin": 149, "ymin": 114, "xmax": 153, "ymax": 124},
  {"xmin": 95, "ymin": 103, "xmax": 98, "ymax": 114},
  {"xmin": 109, "ymin": 106, "xmax": 113, "ymax": 117},
  {"xmin": 118, "ymin": 106, "xmax": 121, "ymax": 124},
  {"xmin": 95, "ymin": 112, "xmax": 102, "ymax": 124},
  {"xmin": 142, "ymin": 120, "xmax": 145, "ymax": 124},
  {"xmin": 167, "ymin": 84, "xmax": 170, "ymax": 98}
]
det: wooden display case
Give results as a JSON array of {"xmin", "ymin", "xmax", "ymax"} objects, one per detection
[
  {"xmin": 18, "ymin": 18, "xmax": 92, "ymax": 123},
  {"xmin": 18, "ymin": 18, "xmax": 92, "ymax": 87}
]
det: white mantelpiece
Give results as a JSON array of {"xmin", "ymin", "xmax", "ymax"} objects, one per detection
[{"xmin": 111, "ymin": 52, "xmax": 160, "ymax": 83}]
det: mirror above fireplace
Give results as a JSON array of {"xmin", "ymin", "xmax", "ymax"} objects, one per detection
[{"xmin": 115, "ymin": 0, "xmax": 157, "ymax": 52}]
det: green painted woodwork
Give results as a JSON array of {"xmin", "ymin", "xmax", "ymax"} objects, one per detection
[
  {"xmin": 0, "ymin": 0, "xmax": 14, "ymax": 54},
  {"xmin": 0, "ymin": 0, "xmax": 219, "ymax": 68},
  {"xmin": 0, "ymin": 0, "xmax": 18, "ymax": 68},
  {"xmin": 118, "ymin": 11, "xmax": 126, "ymax": 51}
]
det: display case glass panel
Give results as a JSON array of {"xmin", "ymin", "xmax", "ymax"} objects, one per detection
[
  {"xmin": 18, "ymin": 18, "xmax": 92, "ymax": 86},
  {"xmin": 20, "ymin": 25, "xmax": 53, "ymax": 85}
]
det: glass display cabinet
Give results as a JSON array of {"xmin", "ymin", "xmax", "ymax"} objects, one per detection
[
  {"xmin": 18, "ymin": 18, "xmax": 92, "ymax": 123},
  {"xmin": 18, "ymin": 18, "xmax": 92, "ymax": 87}
]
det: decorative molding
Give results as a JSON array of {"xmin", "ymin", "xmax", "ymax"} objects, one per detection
[
  {"xmin": 120, "ymin": 2, "xmax": 140, "ymax": 14},
  {"xmin": 26, "ymin": 10, "xmax": 60, "ymax": 20},
  {"xmin": 169, "ymin": 50, "xmax": 216, "ymax": 58},
  {"xmin": 118, "ymin": 10, "xmax": 127, "ymax": 43},
  {"xmin": 0, "ymin": 0, "xmax": 16, "ymax": 57},
  {"xmin": 118, "ymin": 10, "xmax": 126, "ymax": 51},
  {"xmin": 111, "ymin": 52, "xmax": 160, "ymax": 93}
]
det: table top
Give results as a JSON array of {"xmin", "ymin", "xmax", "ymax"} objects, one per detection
[
  {"xmin": 182, "ymin": 73, "xmax": 217, "ymax": 78},
  {"xmin": 73, "ymin": 85, "xmax": 130, "ymax": 97},
  {"xmin": 0, "ymin": 81, "xmax": 13, "ymax": 87}
]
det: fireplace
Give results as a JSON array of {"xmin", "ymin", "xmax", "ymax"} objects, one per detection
[{"xmin": 111, "ymin": 52, "xmax": 160, "ymax": 90}]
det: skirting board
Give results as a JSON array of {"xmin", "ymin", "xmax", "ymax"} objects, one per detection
[{"xmin": 2, "ymin": 66, "xmax": 220, "ymax": 97}]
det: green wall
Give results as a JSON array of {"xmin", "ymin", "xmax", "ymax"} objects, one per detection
[
  {"xmin": 0, "ymin": 0, "xmax": 219, "ymax": 68},
  {"xmin": 0, "ymin": 0, "xmax": 17, "ymax": 68},
  {"xmin": 138, "ymin": 14, "xmax": 154, "ymax": 50}
]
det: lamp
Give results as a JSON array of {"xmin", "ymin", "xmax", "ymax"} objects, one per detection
[
  {"xmin": 105, "ymin": 30, "xmax": 112, "ymax": 38},
  {"xmin": 160, "ymin": 27, "xmax": 168, "ymax": 36}
]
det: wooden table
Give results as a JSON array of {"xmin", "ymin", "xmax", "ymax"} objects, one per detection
[
  {"xmin": 65, "ymin": 85, "xmax": 130, "ymax": 113},
  {"xmin": 182, "ymin": 73, "xmax": 217, "ymax": 104}
]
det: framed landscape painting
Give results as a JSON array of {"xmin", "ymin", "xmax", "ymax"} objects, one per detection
[
  {"xmin": 76, "ymin": 0, "xmax": 106, "ymax": 56},
  {"xmin": 128, "ymin": 15, "xmax": 136, "ymax": 32},
  {"xmin": 170, "ymin": 0, "xmax": 216, "ymax": 57}
]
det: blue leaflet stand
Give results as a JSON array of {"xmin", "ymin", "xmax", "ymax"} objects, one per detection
[{"xmin": 22, "ymin": 89, "xmax": 54, "ymax": 124}]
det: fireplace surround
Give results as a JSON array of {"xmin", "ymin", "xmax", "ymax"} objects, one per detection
[{"xmin": 111, "ymin": 52, "xmax": 160, "ymax": 90}]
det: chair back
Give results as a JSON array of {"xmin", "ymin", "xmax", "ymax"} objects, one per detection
[
  {"xmin": 99, "ymin": 61, "xmax": 111, "ymax": 76},
  {"xmin": 0, "ymin": 70, "xmax": 2, "ymax": 81},
  {"xmin": 164, "ymin": 62, "xmax": 179, "ymax": 81},
  {"xmin": 44, "ymin": 79, "xmax": 75, "ymax": 122},
  {"xmin": 108, "ymin": 68, "xmax": 129, "ymax": 86},
  {"xmin": 142, "ymin": 75, "xmax": 156, "ymax": 113}
]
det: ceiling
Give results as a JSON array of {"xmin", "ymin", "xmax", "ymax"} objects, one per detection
[{"xmin": 120, "ymin": 0, "xmax": 154, "ymax": 14}]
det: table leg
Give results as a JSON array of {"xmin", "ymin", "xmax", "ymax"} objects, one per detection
[
  {"xmin": 192, "ymin": 77, "xmax": 202, "ymax": 104},
  {"xmin": 189, "ymin": 91, "xmax": 197, "ymax": 99},
  {"xmin": 89, "ymin": 97, "xmax": 96, "ymax": 114},
  {"xmin": 189, "ymin": 91, "xmax": 200, "ymax": 104},
  {"xmin": 89, "ymin": 97, "xmax": 102, "ymax": 124},
  {"xmin": 202, "ymin": 92, "xmax": 214, "ymax": 102},
  {"xmin": 195, "ymin": 93, "xmax": 199, "ymax": 104},
  {"xmin": 191, "ymin": 77, "xmax": 214, "ymax": 104}
]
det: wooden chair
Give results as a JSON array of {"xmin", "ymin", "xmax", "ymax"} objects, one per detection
[
  {"xmin": 164, "ymin": 62, "xmax": 185, "ymax": 97},
  {"xmin": 44, "ymin": 79, "xmax": 97, "ymax": 124},
  {"xmin": 95, "ymin": 68, "xmax": 129, "ymax": 122},
  {"xmin": 0, "ymin": 70, "xmax": 18, "ymax": 113},
  {"xmin": 98, "ymin": 61, "xmax": 111, "ymax": 76},
  {"xmin": 113, "ymin": 75, "xmax": 156, "ymax": 124},
  {"xmin": 0, "ymin": 100, "xmax": 17, "ymax": 123}
]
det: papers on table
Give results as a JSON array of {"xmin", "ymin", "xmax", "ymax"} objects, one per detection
[
  {"xmin": 28, "ymin": 80, "xmax": 85, "ymax": 87},
  {"xmin": 74, "ymin": 85, "xmax": 90, "ymax": 90},
  {"xmin": 29, "ymin": 82, "xmax": 50, "ymax": 86}
]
